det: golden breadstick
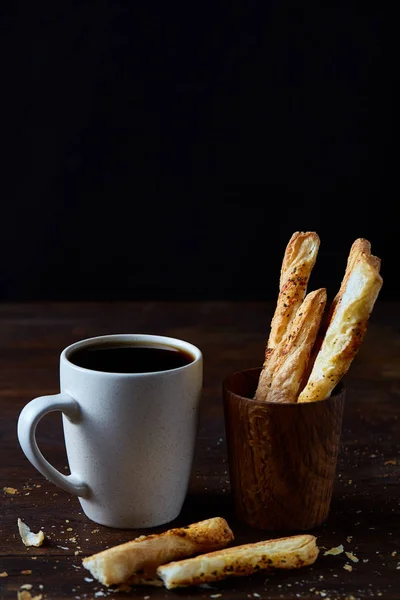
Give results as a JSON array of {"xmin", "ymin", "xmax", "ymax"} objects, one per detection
[
  {"xmin": 254, "ymin": 231, "xmax": 320, "ymax": 400},
  {"xmin": 264, "ymin": 288, "xmax": 327, "ymax": 403},
  {"xmin": 268, "ymin": 231, "xmax": 320, "ymax": 350},
  {"xmin": 157, "ymin": 534, "xmax": 319, "ymax": 589},
  {"xmin": 325, "ymin": 238, "xmax": 380, "ymax": 330},
  {"xmin": 299, "ymin": 238, "xmax": 381, "ymax": 393},
  {"xmin": 298, "ymin": 252, "xmax": 382, "ymax": 403},
  {"xmin": 82, "ymin": 517, "xmax": 234, "ymax": 586}
]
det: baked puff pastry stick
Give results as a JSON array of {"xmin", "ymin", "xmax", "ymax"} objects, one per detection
[
  {"xmin": 321, "ymin": 238, "xmax": 380, "ymax": 339},
  {"xmin": 264, "ymin": 288, "xmax": 327, "ymax": 404},
  {"xmin": 298, "ymin": 252, "xmax": 383, "ymax": 403},
  {"xmin": 157, "ymin": 534, "xmax": 319, "ymax": 589},
  {"xmin": 299, "ymin": 238, "xmax": 381, "ymax": 391},
  {"xmin": 254, "ymin": 231, "xmax": 320, "ymax": 401},
  {"xmin": 82, "ymin": 517, "xmax": 234, "ymax": 587},
  {"xmin": 268, "ymin": 231, "xmax": 320, "ymax": 350}
]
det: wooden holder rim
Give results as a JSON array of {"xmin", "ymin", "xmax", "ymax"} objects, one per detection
[{"xmin": 222, "ymin": 366, "xmax": 345, "ymax": 406}]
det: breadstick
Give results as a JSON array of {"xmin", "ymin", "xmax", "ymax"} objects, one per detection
[
  {"xmin": 268, "ymin": 231, "xmax": 320, "ymax": 350},
  {"xmin": 265, "ymin": 288, "xmax": 327, "ymax": 403},
  {"xmin": 298, "ymin": 252, "xmax": 382, "ymax": 403},
  {"xmin": 82, "ymin": 517, "xmax": 234, "ymax": 586},
  {"xmin": 328, "ymin": 238, "xmax": 380, "ymax": 323},
  {"xmin": 299, "ymin": 238, "xmax": 380, "ymax": 392},
  {"xmin": 254, "ymin": 231, "xmax": 320, "ymax": 401},
  {"xmin": 321, "ymin": 238, "xmax": 380, "ymax": 340},
  {"xmin": 157, "ymin": 534, "xmax": 319, "ymax": 589}
]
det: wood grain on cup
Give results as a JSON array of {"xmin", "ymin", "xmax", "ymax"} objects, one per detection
[{"xmin": 223, "ymin": 368, "xmax": 345, "ymax": 531}]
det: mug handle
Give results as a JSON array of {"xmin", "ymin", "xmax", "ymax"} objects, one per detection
[{"xmin": 17, "ymin": 393, "xmax": 89, "ymax": 497}]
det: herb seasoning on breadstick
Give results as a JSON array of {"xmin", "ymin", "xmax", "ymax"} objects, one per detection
[
  {"xmin": 255, "ymin": 231, "xmax": 320, "ymax": 401},
  {"xmin": 264, "ymin": 288, "xmax": 327, "ymax": 403}
]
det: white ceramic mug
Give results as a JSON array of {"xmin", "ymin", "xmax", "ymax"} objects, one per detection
[{"xmin": 17, "ymin": 334, "xmax": 203, "ymax": 528}]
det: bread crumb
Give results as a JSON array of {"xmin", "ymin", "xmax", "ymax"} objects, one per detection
[
  {"xmin": 384, "ymin": 459, "xmax": 397, "ymax": 465},
  {"xmin": 343, "ymin": 564, "xmax": 353, "ymax": 572},
  {"xmin": 345, "ymin": 552, "xmax": 359, "ymax": 563},
  {"xmin": 392, "ymin": 551, "xmax": 397, "ymax": 557},
  {"xmin": 21, "ymin": 570, "xmax": 32, "ymax": 575},
  {"xmin": 3, "ymin": 486, "xmax": 19, "ymax": 495},
  {"xmin": 346, "ymin": 536, "xmax": 352, "ymax": 543},
  {"xmin": 324, "ymin": 544, "xmax": 344, "ymax": 556},
  {"xmin": 20, "ymin": 584, "xmax": 33, "ymax": 590},
  {"xmin": 17, "ymin": 593, "xmax": 42, "ymax": 600},
  {"xmin": 0, "ymin": 572, "xmax": 8, "ymax": 577},
  {"xmin": 18, "ymin": 519, "xmax": 45, "ymax": 547}
]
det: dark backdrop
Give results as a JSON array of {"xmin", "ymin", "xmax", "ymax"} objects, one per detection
[{"xmin": 3, "ymin": 3, "xmax": 396, "ymax": 302}]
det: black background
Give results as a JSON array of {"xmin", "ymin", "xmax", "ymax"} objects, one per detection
[{"xmin": 3, "ymin": 3, "xmax": 396, "ymax": 302}]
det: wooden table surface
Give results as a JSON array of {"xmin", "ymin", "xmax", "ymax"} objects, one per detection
[{"xmin": 0, "ymin": 301, "xmax": 399, "ymax": 600}]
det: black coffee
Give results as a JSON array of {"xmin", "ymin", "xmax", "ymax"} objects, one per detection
[{"xmin": 68, "ymin": 344, "xmax": 193, "ymax": 373}]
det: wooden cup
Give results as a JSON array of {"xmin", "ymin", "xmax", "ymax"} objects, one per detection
[{"xmin": 223, "ymin": 367, "xmax": 345, "ymax": 531}]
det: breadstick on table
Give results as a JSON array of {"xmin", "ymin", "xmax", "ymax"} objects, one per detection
[
  {"xmin": 254, "ymin": 231, "xmax": 320, "ymax": 401},
  {"xmin": 265, "ymin": 288, "xmax": 327, "ymax": 403},
  {"xmin": 157, "ymin": 534, "xmax": 319, "ymax": 589},
  {"xmin": 299, "ymin": 238, "xmax": 380, "ymax": 391},
  {"xmin": 82, "ymin": 517, "xmax": 234, "ymax": 586},
  {"xmin": 298, "ymin": 252, "xmax": 382, "ymax": 403}
]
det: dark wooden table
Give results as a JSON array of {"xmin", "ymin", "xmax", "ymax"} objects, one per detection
[{"xmin": 1, "ymin": 301, "xmax": 399, "ymax": 600}]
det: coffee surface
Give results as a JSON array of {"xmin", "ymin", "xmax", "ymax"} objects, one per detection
[{"xmin": 68, "ymin": 344, "xmax": 193, "ymax": 373}]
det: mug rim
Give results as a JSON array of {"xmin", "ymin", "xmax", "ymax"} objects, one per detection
[
  {"xmin": 222, "ymin": 366, "xmax": 345, "ymax": 406},
  {"xmin": 61, "ymin": 333, "xmax": 202, "ymax": 377}
]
